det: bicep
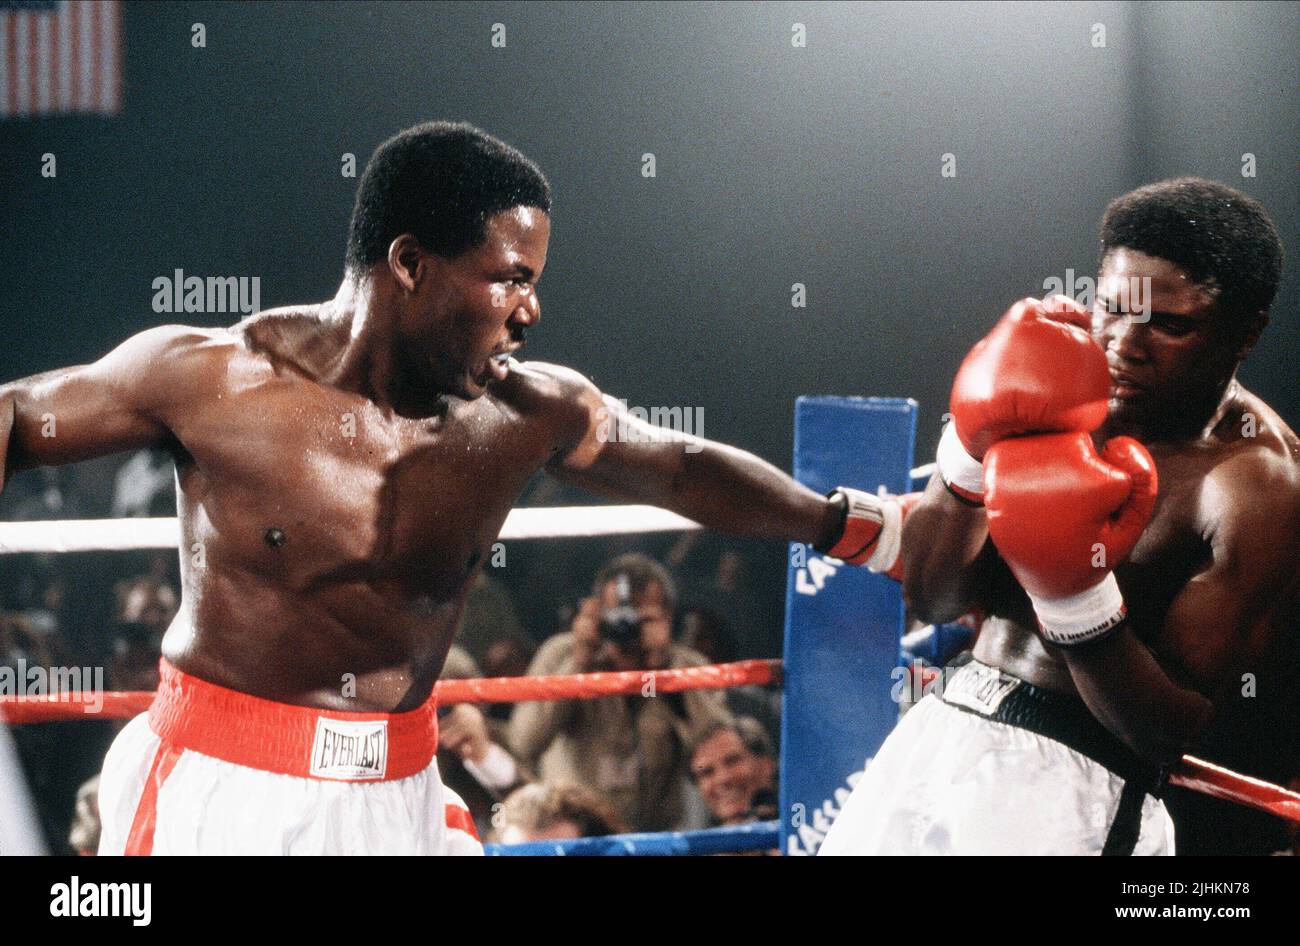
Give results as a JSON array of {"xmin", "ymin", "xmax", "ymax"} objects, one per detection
[
  {"xmin": 544, "ymin": 375, "xmax": 687, "ymax": 500},
  {"xmin": 4, "ymin": 327, "xmax": 187, "ymax": 470}
]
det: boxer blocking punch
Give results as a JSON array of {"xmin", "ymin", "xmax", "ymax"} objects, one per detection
[{"xmin": 822, "ymin": 178, "xmax": 1299, "ymax": 855}]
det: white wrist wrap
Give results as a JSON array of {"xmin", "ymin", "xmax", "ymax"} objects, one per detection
[
  {"xmin": 1028, "ymin": 573, "xmax": 1127, "ymax": 646},
  {"xmin": 937, "ymin": 423, "xmax": 985, "ymax": 504},
  {"xmin": 865, "ymin": 496, "xmax": 903, "ymax": 574}
]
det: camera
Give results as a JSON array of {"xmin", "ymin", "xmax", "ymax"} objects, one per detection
[{"xmin": 598, "ymin": 574, "xmax": 642, "ymax": 647}]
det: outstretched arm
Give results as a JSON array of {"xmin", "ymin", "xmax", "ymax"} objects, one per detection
[
  {"xmin": 1, "ymin": 325, "xmax": 202, "ymax": 488},
  {"xmin": 540, "ymin": 366, "xmax": 842, "ymax": 549},
  {"xmin": 897, "ymin": 472, "xmax": 1000, "ymax": 624}
]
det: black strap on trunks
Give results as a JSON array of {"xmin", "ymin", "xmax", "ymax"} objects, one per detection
[{"xmin": 937, "ymin": 652, "xmax": 1166, "ymax": 856}]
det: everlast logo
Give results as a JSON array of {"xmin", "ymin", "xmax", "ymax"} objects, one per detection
[
  {"xmin": 309, "ymin": 718, "xmax": 388, "ymax": 780},
  {"xmin": 942, "ymin": 663, "xmax": 1021, "ymax": 716}
]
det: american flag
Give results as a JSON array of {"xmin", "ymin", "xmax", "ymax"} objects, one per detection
[{"xmin": 0, "ymin": 0, "xmax": 121, "ymax": 118}]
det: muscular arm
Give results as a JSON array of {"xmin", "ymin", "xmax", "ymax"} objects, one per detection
[
  {"xmin": 0, "ymin": 326, "xmax": 200, "ymax": 482},
  {"xmin": 1059, "ymin": 455, "xmax": 1300, "ymax": 764},
  {"xmin": 898, "ymin": 472, "xmax": 999, "ymax": 624},
  {"xmin": 540, "ymin": 367, "xmax": 842, "ymax": 548}
]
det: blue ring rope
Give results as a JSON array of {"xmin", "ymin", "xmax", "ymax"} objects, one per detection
[{"xmin": 484, "ymin": 819, "xmax": 780, "ymax": 856}]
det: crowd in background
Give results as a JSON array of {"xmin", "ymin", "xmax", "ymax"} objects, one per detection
[{"xmin": 2, "ymin": 452, "xmax": 1296, "ymax": 855}]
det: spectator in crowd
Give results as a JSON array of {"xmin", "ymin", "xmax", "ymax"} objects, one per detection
[
  {"xmin": 9, "ymin": 467, "xmax": 82, "ymax": 521},
  {"xmin": 110, "ymin": 448, "xmax": 176, "ymax": 519},
  {"xmin": 16, "ymin": 574, "xmax": 67, "ymax": 643},
  {"xmin": 0, "ymin": 610, "xmax": 56, "ymax": 670},
  {"xmin": 666, "ymin": 532, "xmax": 776, "ymax": 659},
  {"xmin": 106, "ymin": 573, "xmax": 179, "ymax": 693},
  {"xmin": 456, "ymin": 572, "xmax": 535, "ymax": 683},
  {"xmin": 490, "ymin": 781, "xmax": 626, "ymax": 845},
  {"xmin": 508, "ymin": 553, "xmax": 731, "ymax": 832},
  {"xmin": 438, "ymin": 645, "xmax": 529, "ymax": 837},
  {"xmin": 688, "ymin": 716, "xmax": 777, "ymax": 827},
  {"xmin": 678, "ymin": 605, "xmax": 781, "ymax": 751},
  {"xmin": 68, "ymin": 775, "xmax": 101, "ymax": 856}
]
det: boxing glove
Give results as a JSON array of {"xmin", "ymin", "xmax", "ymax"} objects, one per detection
[
  {"xmin": 938, "ymin": 296, "xmax": 1109, "ymax": 504},
  {"xmin": 983, "ymin": 431, "xmax": 1157, "ymax": 646}
]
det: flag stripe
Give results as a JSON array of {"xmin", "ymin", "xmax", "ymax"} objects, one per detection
[
  {"xmin": 35, "ymin": 7, "xmax": 49, "ymax": 112},
  {"xmin": 86, "ymin": 0, "xmax": 97, "ymax": 111},
  {"xmin": 15, "ymin": 10, "xmax": 29, "ymax": 114},
  {"xmin": 54, "ymin": 0, "xmax": 69, "ymax": 111},
  {"xmin": 26, "ymin": 9, "xmax": 37, "ymax": 113},
  {"xmin": 0, "ymin": 15, "xmax": 10, "ymax": 117},
  {"xmin": 68, "ymin": 0, "xmax": 80, "ymax": 112},
  {"xmin": 1, "ymin": 1, "xmax": 122, "ymax": 118},
  {"xmin": 100, "ymin": 0, "xmax": 115, "ymax": 113}
]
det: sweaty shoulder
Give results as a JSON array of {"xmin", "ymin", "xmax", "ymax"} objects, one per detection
[
  {"xmin": 1199, "ymin": 391, "xmax": 1300, "ymax": 555},
  {"xmin": 117, "ymin": 324, "xmax": 256, "ymax": 411},
  {"xmin": 497, "ymin": 360, "xmax": 606, "ymax": 460},
  {"xmin": 502, "ymin": 360, "xmax": 599, "ymax": 406},
  {"xmin": 1213, "ymin": 390, "xmax": 1299, "ymax": 483}
]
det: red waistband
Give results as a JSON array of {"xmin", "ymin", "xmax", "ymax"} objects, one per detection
[{"xmin": 148, "ymin": 660, "xmax": 439, "ymax": 782}]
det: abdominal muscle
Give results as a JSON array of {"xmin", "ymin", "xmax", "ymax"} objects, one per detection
[{"xmin": 157, "ymin": 580, "xmax": 466, "ymax": 713}]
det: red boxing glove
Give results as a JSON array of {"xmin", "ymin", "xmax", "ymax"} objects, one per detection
[
  {"xmin": 938, "ymin": 297, "xmax": 1109, "ymax": 505},
  {"xmin": 983, "ymin": 432, "xmax": 1157, "ymax": 646},
  {"xmin": 951, "ymin": 296, "xmax": 1109, "ymax": 458}
]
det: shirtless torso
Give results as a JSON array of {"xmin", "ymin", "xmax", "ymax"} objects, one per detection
[{"xmin": 975, "ymin": 386, "xmax": 1300, "ymax": 702}]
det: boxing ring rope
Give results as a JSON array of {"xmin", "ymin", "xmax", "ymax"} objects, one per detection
[
  {"xmin": 0, "ymin": 462, "xmax": 937, "ymax": 554},
  {"xmin": 3, "ymin": 489, "xmax": 1298, "ymax": 854},
  {"xmin": 484, "ymin": 820, "xmax": 781, "ymax": 856},
  {"xmin": 0, "ymin": 505, "xmax": 702, "ymax": 553},
  {"xmin": 0, "ymin": 659, "xmax": 781, "ymax": 723}
]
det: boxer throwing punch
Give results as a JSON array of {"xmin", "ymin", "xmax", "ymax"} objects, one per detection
[
  {"xmin": 0, "ymin": 122, "xmax": 908, "ymax": 855},
  {"xmin": 822, "ymin": 179, "xmax": 1299, "ymax": 856}
]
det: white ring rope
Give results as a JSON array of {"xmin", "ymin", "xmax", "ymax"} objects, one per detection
[
  {"xmin": 0, "ymin": 465, "xmax": 938, "ymax": 554},
  {"xmin": 0, "ymin": 506, "xmax": 702, "ymax": 554}
]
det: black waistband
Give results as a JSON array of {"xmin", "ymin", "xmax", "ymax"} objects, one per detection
[{"xmin": 937, "ymin": 653, "xmax": 1165, "ymax": 794}]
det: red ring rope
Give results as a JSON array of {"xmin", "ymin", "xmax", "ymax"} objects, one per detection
[{"xmin": 0, "ymin": 659, "xmax": 781, "ymax": 723}]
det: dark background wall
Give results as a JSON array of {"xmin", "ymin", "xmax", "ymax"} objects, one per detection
[{"xmin": 3, "ymin": 1, "xmax": 1295, "ymax": 464}]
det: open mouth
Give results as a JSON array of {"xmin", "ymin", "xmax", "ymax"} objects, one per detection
[{"xmin": 484, "ymin": 347, "xmax": 520, "ymax": 382}]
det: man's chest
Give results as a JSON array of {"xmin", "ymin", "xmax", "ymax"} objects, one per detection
[
  {"xmin": 173, "ymin": 381, "xmax": 552, "ymax": 583},
  {"xmin": 1117, "ymin": 450, "xmax": 1218, "ymax": 629}
]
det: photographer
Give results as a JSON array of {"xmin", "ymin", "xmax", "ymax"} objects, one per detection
[{"xmin": 508, "ymin": 553, "xmax": 732, "ymax": 832}]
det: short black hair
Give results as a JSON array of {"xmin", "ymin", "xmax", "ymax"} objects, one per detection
[
  {"xmin": 593, "ymin": 553, "xmax": 678, "ymax": 616},
  {"xmin": 345, "ymin": 121, "xmax": 551, "ymax": 272},
  {"xmin": 1099, "ymin": 177, "xmax": 1283, "ymax": 319}
]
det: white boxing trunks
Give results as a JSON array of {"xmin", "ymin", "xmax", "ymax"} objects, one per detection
[
  {"xmin": 98, "ymin": 660, "xmax": 481, "ymax": 855},
  {"xmin": 819, "ymin": 656, "xmax": 1175, "ymax": 856}
]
